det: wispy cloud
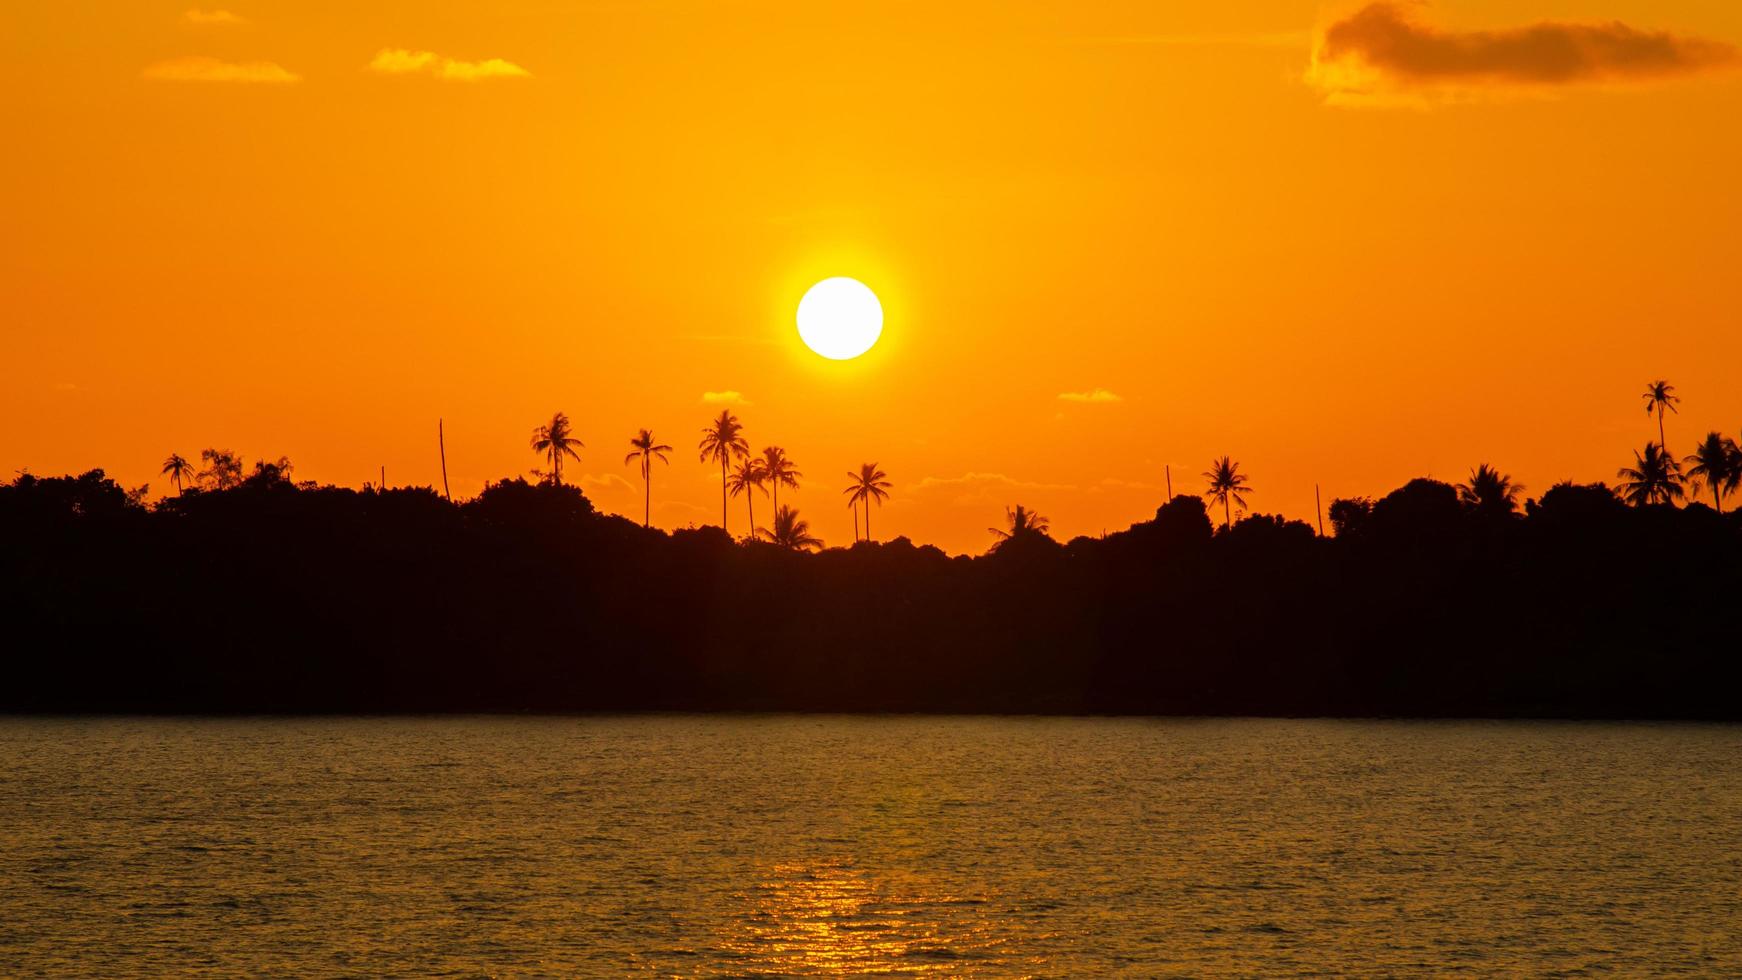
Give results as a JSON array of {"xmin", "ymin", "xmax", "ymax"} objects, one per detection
[
  {"xmin": 439, "ymin": 58, "xmax": 531, "ymax": 81},
  {"xmin": 1078, "ymin": 31, "xmax": 1308, "ymax": 48},
  {"xmin": 142, "ymin": 57, "xmax": 300, "ymax": 84},
  {"xmin": 1310, "ymin": 3, "xmax": 1738, "ymax": 104},
  {"xmin": 580, "ymin": 473, "xmax": 635, "ymax": 495},
  {"xmin": 910, "ymin": 472, "xmax": 1077, "ymax": 507},
  {"xmin": 367, "ymin": 48, "xmax": 531, "ymax": 81},
  {"xmin": 701, "ymin": 390, "xmax": 750, "ymax": 406},
  {"xmin": 1093, "ymin": 477, "xmax": 1162, "ymax": 493},
  {"xmin": 1058, "ymin": 388, "xmax": 1123, "ymax": 405},
  {"xmin": 183, "ymin": 9, "xmax": 246, "ymax": 25}
]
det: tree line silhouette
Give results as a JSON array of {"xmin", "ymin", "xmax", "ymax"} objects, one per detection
[{"xmin": 4, "ymin": 379, "xmax": 1740, "ymax": 716}]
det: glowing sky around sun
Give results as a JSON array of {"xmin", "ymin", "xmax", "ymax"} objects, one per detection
[{"xmin": 2, "ymin": 1, "xmax": 1741, "ymax": 553}]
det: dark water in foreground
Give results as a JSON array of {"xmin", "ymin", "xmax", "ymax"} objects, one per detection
[{"xmin": 2, "ymin": 718, "xmax": 1739, "ymax": 977}]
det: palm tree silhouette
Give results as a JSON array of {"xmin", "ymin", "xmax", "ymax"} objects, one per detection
[
  {"xmin": 160, "ymin": 453, "xmax": 194, "ymax": 495},
  {"xmin": 1617, "ymin": 442, "xmax": 1685, "ymax": 507},
  {"xmin": 758, "ymin": 504, "xmax": 823, "ymax": 551},
  {"xmin": 1202, "ymin": 456, "xmax": 1251, "ymax": 528},
  {"xmin": 530, "ymin": 411, "xmax": 583, "ymax": 486},
  {"xmin": 1456, "ymin": 463, "xmax": 1523, "ymax": 514},
  {"xmin": 623, "ymin": 428, "xmax": 672, "ymax": 527},
  {"xmin": 1641, "ymin": 380, "xmax": 1679, "ymax": 452},
  {"xmin": 988, "ymin": 504, "xmax": 1050, "ymax": 545},
  {"xmin": 761, "ymin": 446, "xmax": 802, "ymax": 515},
  {"xmin": 698, "ymin": 410, "xmax": 749, "ymax": 533},
  {"xmin": 727, "ymin": 456, "xmax": 768, "ymax": 539},
  {"xmin": 842, "ymin": 463, "xmax": 892, "ymax": 543},
  {"xmin": 1684, "ymin": 432, "xmax": 1740, "ymax": 513}
]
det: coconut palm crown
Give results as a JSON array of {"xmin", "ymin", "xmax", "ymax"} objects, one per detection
[
  {"xmin": 160, "ymin": 453, "xmax": 195, "ymax": 495},
  {"xmin": 1683, "ymin": 432, "xmax": 1741, "ymax": 513},
  {"xmin": 624, "ymin": 428, "xmax": 672, "ymax": 527},
  {"xmin": 843, "ymin": 463, "xmax": 893, "ymax": 542},
  {"xmin": 1457, "ymin": 463, "xmax": 1523, "ymax": 515},
  {"xmin": 761, "ymin": 446, "xmax": 802, "ymax": 514},
  {"xmin": 1642, "ymin": 380, "xmax": 1680, "ymax": 451},
  {"xmin": 727, "ymin": 456, "xmax": 768, "ymax": 539},
  {"xmin": 530, "ymin": 411, "xmax": 583, "ymax": 486},
  {"xmin": 1202, "ymin": 456, "xmax": 1251, "ymax": 528},
  {"xmin": 698, "ymin": 410, "xmax": 750, "ymax": 533},
  {"xmin": 758, "ymin": 504, "xmax": 823, "ymax": 551},
  {"xmin": 1617, "ymin": 441, "xmax": 1684, "ymax": 508}
]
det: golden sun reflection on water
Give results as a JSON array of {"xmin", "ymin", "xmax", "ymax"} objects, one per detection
[{"xmin": 719, "ymin": 859, "xmax": 1025, "ymax": 976}]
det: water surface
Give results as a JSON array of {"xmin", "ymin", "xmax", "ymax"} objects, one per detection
[{"xmin": 3, "ymin": 717, "xmax": 1739, "ymax": 976}]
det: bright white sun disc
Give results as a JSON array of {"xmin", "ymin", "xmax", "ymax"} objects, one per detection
[{"xmin": 797, "ymin": 277, "xmax": 882, "ymax": 360}]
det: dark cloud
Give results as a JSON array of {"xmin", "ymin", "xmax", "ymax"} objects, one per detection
[{"xmin": 1312, "ymin": 3, "xmax": 1735, "ymax": 96}]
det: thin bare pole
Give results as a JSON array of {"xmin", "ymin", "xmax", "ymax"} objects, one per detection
[
  {"xmin": 1165, "ymin": 465, "xmax": 1172, "ymax": 499},
  {"xmin": 1316, "ymin": 483, "xmax": 1325, "ymax": 537},
  {"xmin": 380, "ymin": 465, "xmax": 386, "ymax": 490},
  {"xmin": 438, "ymin": 419, "xmax": 451, "ymax": 502}
]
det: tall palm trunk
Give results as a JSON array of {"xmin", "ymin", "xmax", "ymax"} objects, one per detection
[
  {"xmin": 644, "ymin": 462, "xmax": 651, "ymax": 527},
  {"xmin": 852, "ymin": 501, "xmax": 859, "ymax": 542},
  {"xmin": 1224, "ymin": 498, "xmax": 1231, "ymax": 528},
  {"xmin": 1715, "ymin": 483, "xmax": 1724, "ymax": 514},
  {"xmin": 747, "ymin": 490, "xmax": 755, "ymax": 540},
  {"xmin": 720, "ymin": 458, "xmax": 728, "ymax": 533},
  {"xmin": 1658, "ymin": 408, "xmax": 1666, "ymax": 451},
  {"xmin": 864, "ymin": 499, "xmax": 871, "ymax": 542}
]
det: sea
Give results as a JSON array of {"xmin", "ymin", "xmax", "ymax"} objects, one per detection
[{"xmin": 3, "ymin": 716, "xmax": 1738, "ymax": 976}]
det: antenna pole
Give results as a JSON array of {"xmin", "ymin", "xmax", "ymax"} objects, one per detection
[
  {"xmin": 439, "ymin": 419, "xmax": 451, "ymax": 502},
  {"xmin": 1316, "ymin": 483, "xmax": 1325, "ymax": 536}
]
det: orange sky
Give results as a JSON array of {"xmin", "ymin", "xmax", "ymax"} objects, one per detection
[{"xmin": 3, "ymin": 1, "xmax": 1740, "ymax": 553}]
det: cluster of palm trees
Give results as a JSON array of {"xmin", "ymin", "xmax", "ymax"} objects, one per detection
[
  {"xmin": 157, "ymin": 378, "xmax": 1736, "ymax": 552},
  {"xmin": 1621, "ymin": 380, "xmax": 1742, "ymax": 512},
  {"xmin": 526, "ymin": 408, "xmax": 894, "ymax": 550}
]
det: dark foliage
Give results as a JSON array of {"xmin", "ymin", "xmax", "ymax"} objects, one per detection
[{"xmin": 3, "ymin": 471, "xmax": 1740, "ymax": 718}]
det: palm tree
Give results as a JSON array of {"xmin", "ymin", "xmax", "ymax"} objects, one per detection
[
  {"xmin": 1642, "ymin": 380, "xmax": 1679, "ymax": 452},
  {"xmin": 1684, "ymin": 432, "xmax": 1740, "ymax": 513},
  {"xmin": 761, "ymin": 446, "xmax": 802, "ymax": 514},
  {"xmin": 1733, "ymin": 433, "xmax": 1742, "ymax": 499},
  {"xmin": 160, "ymin": 453, "xmax": 194, "ymax": 495},
  {"xmin": 530, "ymin": 411, "xmax": 583, "ymax": 486},
  {"xmin": 1617, "ymin": 442, "xmax": 1685, "ymax": 507},
  {"xmin": 1456, "ymin": 463, "xmax": 1523, "ymax": 514},
  {"xmin": 1202, "ymin": 456, "xmax": 1251, "ymax": 528},
  {"xmin": 842, "ymin": 463, "xmax": 893, "ymax": 542},
  {"xmin": 727, "ymin": 456, "xmax": 768, "ymax": 539},
  {"xmin": 698, "ymin": 410, "xmax": 750, "ymax": 533},
  {"xmin": 988, "ymin": 504, "xmax": 1050, "ymax": 545},
  {"xmin": 758, "ymin": 505, "xmax": 823, "ymax": 551},
  {"xmin": 623, "ymin": 428, "xmax": 672, "ymax": 527}
]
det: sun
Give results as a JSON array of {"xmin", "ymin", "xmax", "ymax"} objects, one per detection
[{"xmin": 796, "ymin": 277, "xmax": 883, "ymax": 360}]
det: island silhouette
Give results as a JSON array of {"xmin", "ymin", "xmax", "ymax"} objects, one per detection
[{"xmin": 4, "ymin": 386, "xmax": 1740, "ymax": 718}]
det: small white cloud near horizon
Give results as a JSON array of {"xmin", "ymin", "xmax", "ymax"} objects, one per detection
[
  {"xmin": 367, "ymin": 48, "xmax": 530, "ymax": 81},
  {"xmin": 183, "ymin": 9, "xmax": 247, "ymax": 25},
  {"xmin": 1058, "ymin": 388, "xmax": 1123, "ymax": 404},
  {"xmin": 701, "ymin": 390, "xmax": 750, "ymax": 406},
  {"xmin": 580, "ymin": 473, "xmax": 636, "ymax": 495},
  {"xmin": 142, "ymin": 57, "xmax": 300, "ymax": 84}
]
